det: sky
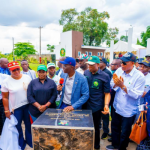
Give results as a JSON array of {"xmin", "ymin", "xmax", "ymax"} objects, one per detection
[{"xmin": 0, "ymin": 0, "xmax": 150, "ymax": 54}]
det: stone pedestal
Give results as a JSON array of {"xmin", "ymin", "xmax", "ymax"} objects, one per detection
[{"xmin": 32, "ymin": 109, "xmax": 94, "ymax": 150}]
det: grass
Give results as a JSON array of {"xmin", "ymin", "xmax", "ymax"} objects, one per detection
[{"xmin": 29, "ymin": 63, "xmax": 41, "ymax": 72}]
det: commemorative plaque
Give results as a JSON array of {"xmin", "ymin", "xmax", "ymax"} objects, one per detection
[{"xmin": 32, "ymin": 108, "xmax": 94, "ymax": 150}]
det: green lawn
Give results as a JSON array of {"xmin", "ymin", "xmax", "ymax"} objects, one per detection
[{"xmin": 29, "ymin": 63, "xmax": 41, "ymax": 72}]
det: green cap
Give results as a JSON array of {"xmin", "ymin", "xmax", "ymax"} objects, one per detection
[
  {"xmin": 47, "ymin": 63, "xmax": 55, "ymax": 68},
  {"xmin": 37, "ymin": 65, "xmax": 47, "ymax": 72},
  {"xmin": 86, "ymin": 56, "xmax": 100, "ymax": 65}
]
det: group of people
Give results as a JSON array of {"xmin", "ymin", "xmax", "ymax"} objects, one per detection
[{"xmin": 0, "ymin": 52, "xmax": 149, "ymax": 150}]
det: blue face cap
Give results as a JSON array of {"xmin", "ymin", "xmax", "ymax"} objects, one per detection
[
  {"xmin": 59, "ymin": 57, "xmax": 76, "ymax": 67},
  {"xmin": 120, "ymin": 52, "xmax": 136, "ymax": 62},
  {"xmin": 139, "ymin": 60, "xmax": 150, "ymax": 67},
  {"xmin": 100, "ymin": 57, "xmax": 107, "ymax": 65}
]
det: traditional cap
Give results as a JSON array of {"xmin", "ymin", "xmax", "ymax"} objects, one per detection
[
  {"xmin": 37, "ymin": 65, "xmax": 47, "ymax": 72},
  {"xmin": 99, "ymin": 57, "xmax": 107, "ymax": 65},
  {"xmin": 59, "ymin": 57, "xmax": 76, "ymax": 67},
  {"xmin": 120, "ymin": 52, "xmax": 136, "ymax": 62},
  {"xmin": 138, "ymin": 60, "xmax": 150, "ymax": 67},
  {"xmin": 47, "ymin": 63, "xmax": 55, "ymax": 68},
  {"xmin": 86, "ymin": 56, "xmax": 100, "ymax": 65},
  {"xmin": 8, "ymin": 61, "xmax": 20, "ymax": 71}
]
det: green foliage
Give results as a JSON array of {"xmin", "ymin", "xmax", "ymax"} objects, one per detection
[
  {"xmin": 105, "ymin": 27, "xmax": 119, "ymax": 46},
  {"xmin": 14, "ymin": 42, "xmax": 37, "ymax": 57},
  {"xmin": 59, "ymin": 7, "xmax": 119, "ymax": 46},
  {"xmin": 29, "ymin": 57, "xmax": 39, "ymax": 64},
  {"xmin": 51, "ymin": 54, "xmax": 56, "ymax": 63},
  {"xmin": 120, "ymin": 35, "xmax": 128, "ymax": 42},
  {"xmin": 137, "ymin": 26, "xmax": 150, "ymax": 47},
  {"xmin": 47, "ymin": 44, "xmax": 55, "ymax": 52}
]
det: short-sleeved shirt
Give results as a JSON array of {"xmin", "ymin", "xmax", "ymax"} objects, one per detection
[
  {"xmin": 84, "ymin": 69, "xmax": 110, "ymax": 113},
  {"xmin": 1, "ymin": 74, "xmax": 31, "ymax": 112}
]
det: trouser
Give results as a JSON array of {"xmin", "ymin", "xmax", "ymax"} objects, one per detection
[
  {"xmin": 111, "ymin": 109, "xmax": 136, "ymax": 150},
  {"xmin": 92, "ymin": 109, "xmax": 102, "ymax": 149},
  {"xmin": 14, "ymin": 104, "xmax": 33, "ymax": 150},
  {"xmin": 0, "ymin": 100, "xmax": 5, "ymax": 135},
  {"xmin": 101, "ymin": 113, "xmax": 109, "ymax": 134}
]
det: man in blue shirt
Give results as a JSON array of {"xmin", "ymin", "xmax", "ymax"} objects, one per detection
[
  {"xmin": 0, "ymin": 58, "xmax": 10, "ymax": 75},
  {"xmin": 57, "ymin": 57, "xmax": 89, "ymax": 112},
  {"xmin": 84, "ymin": 56, "xmax": 111, "ymax": 150},
  {"xmin": 106, "ymin": 52, "xmax": 145, "ymax": 150}
]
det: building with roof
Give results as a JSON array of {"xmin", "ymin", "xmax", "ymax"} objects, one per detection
[{"xmin": 55, "ymin": 31, "xmax": 107, "ymax": 59}]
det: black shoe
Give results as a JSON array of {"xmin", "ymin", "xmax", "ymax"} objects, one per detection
[
  {"xmin": 101, "ymin": 132, "xmax": 108, "ymax": 139},
  {"xmin": 108, "ymin": 137, "xmax": 112, "ymax": 142},
  {"xmin": 106, "ymin": 145, "xmax": 118, "ymax": 150},
  {"xmin": 108, "ymin": 133, "xmax": 112, "ymax": 137}
]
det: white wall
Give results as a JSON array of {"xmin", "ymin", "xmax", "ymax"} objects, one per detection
[{"xmin": 55, "ymin": 31, "xmax": 72, "ymax": 60}]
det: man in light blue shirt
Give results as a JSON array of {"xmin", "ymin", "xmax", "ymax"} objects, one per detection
[
  {"xmin": 106, "ymin": 52, "xmax": 145, "ymax": 150},
  {"xmin": 21, "ymin": 60, "xmax": 36, "ymax": 80}
]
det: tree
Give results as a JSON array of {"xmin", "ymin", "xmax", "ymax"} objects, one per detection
[
  {"xmin": 47, "ymin": 44, "xmax": 55, "ymax": 52},
  {"xmin": 14, "ymin": 42, "xmax": 37, "ymax": 57},
  {"xmin": 105, "ymin": 27, "xmax": 119, "ymax": 46},
  {"xmin": 136, "ymin": 26, "xmax": 150, "ymax": 47},
  {"xmin": 120, "ymin": 35, "xmax": 128, "ymax": 42},
  {"xmin": 59, "ymin": 7, "xmax": 119, "ymax": 46}
]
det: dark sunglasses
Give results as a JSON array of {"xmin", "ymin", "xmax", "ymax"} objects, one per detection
[
  {"xmin": 122, "ymin": 61, "xmax": 127, "ymax": 65},
  {"xmin": 12, "ymin": 68, "xmax": 20, "ymax": 72}
]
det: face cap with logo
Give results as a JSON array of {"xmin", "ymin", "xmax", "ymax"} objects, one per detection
[
  {"xmin": 86, "ymin": 56, "xmax": 100, "ymax": 65},
  {"xmin": 120, "ymin": 52, "xmax": 136, "ymax": 62},
  {"xmin": 99, "ymin": 57, "xmax": 107, "ymax": 65},
  {"xmin": 37, "ymin": 65, "xmax": 47, "ymax": 72},
  {"xmin": 59, "ymin": 57, "xmax": 76, "ymax": 67},
  {"xmin": 138, "ymin": 60, "xmax": 150, "ymax": 67},
  {"xmin": 47, "ymin": 63, "xmax": 55, "ymax": 69},
  {"xmin": 8, "ymin": 61, "xmax": 20, "ymax": 71}
]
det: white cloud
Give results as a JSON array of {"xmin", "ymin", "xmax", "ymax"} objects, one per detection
[{"xmin": 0, "ymin": 0, "xmax": 150, "ymax": 53}]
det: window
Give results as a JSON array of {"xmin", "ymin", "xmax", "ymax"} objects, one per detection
[
  {"xmin": 89, "ymin": 52, "xmax": 92, "ymax": 56},
  {"xmin": 78, "ymin": 51, "xmax": 81, "ymax": 57},
  {"xmin": 85, "ymin": 51, "xmax": 88, "ymax": 56},
  {"xmin": 97, "ymin": 52, "xmax": 100, "ymax": 56},
  {"xmin": 100, "ymin": 52, "xmax": 103, "ymax": 56}
]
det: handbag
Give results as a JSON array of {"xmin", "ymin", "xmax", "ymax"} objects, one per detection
[{"xmin": 129, "ymin": 111, "xmax": 148, "ymax": 144}]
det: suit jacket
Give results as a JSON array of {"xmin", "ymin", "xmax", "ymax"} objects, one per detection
[{"xmin": 58, "ymin": 71, "xmax": 89, "ymax": 109}]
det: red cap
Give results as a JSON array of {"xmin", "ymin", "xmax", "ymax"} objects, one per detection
[{"xmin": 8, "ymin": 61, "xmax": 20, "ymax": 71}]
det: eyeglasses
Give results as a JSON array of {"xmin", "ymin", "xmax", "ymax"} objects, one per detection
[
  {"xmin": 110, "ymin": 63, "xmax": 117, "ymax": 66},
  {"xmin": 12, "ymin": 68, "xmax": 20, "ymax": 72},
  {"xmin": 122, "ymin": 61, "xmax": 127, "ymax": 65}
]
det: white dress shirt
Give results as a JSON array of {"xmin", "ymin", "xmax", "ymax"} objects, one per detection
[{"xmin": 111, "ymin": 67, "xmax": 145, "ymax": 117}]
